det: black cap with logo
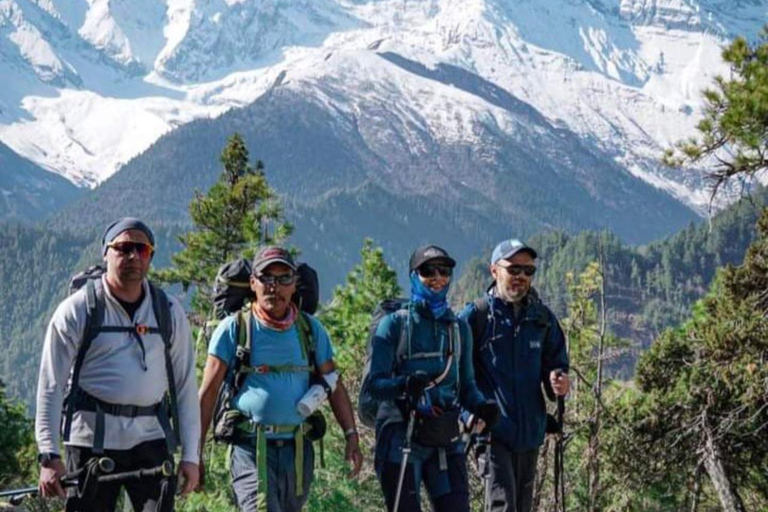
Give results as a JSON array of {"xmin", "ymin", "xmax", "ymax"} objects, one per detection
[{"xmin": 409, "ymin": 245, "xmax": 457, "ymax": 273}]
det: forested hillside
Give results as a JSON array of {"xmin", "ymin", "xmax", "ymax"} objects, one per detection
[
  {"xmin": 0, "ymin": 186, "xmax": 762, "ymax": 411},
  {"xmin": 452, "ymin": 187, "xmax": 766, "ymax": 350},
  {"xmin": 0, "ymin": 223, "xmax": 184, "ymax": 409}
]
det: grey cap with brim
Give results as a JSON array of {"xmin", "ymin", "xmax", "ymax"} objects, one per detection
[{"xmin": 491, "ymin": 239, "xmax": 537, "ymax": 265}]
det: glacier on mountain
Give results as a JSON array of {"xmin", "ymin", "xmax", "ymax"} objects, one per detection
[{"xmin": 0, "ymin": 0, "xmax": 765, "ymax": 208}]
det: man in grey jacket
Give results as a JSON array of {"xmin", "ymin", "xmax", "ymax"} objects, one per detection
[{"xmin": 35, "ymin": 218, "xmax": 200, "ymax": 511}]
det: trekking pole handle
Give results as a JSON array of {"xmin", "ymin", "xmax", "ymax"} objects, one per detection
[{"xmin": 1, "ymin": 456, "xmax": 114, "ymax": 505}]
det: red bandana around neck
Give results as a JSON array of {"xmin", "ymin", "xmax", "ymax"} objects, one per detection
[{"xmin": 252, "ymin": 301, "xmax": 298, "ymax": 331}]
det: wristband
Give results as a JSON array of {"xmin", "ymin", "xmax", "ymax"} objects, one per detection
[{"xmin": 344, "ymin": 428, "xmax": 359, "ymax": 439}]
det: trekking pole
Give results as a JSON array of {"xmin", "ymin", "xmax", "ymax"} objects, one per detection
[
  {"xmin": 554, "ymin": 395, "xmax": 566, "ymax": 512},
  {"xmin": 392, "ymin": 406, "xmax": 417, "ymax": 512},
  {"xmin": 0, "ymin": 459, "xmax": 171, "ymax": 506},
  {"xmin": 97, "ymin": 460, "xmax": 174, "ymax": 483},
  {"xmin": 0, "ymin": 457, "xmax": 115, "ymax": 506},
  {"xmin": 477, "ymin": 431, "xmax": 492, "ymax": 512}
]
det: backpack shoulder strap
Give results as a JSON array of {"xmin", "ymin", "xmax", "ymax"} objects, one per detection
[
  {"xmin": 148, "ymin": 282, "xmax": 180, "ymax": 451},
  {"xmin": 470, "ymin": 297, "xmax": 490, "ymax": 352},
  {"xmin": 297, "ymin": 312, "xmax": 318, "ymax": 374},
  {"xmin": 63, "ymin": 278, "xmax": 105, "ymax": 442},
  {"xmin": 393, "ymin": 308, "xmax": 410, "ymax": 364},
  {"xmin": 231, "ymin": 310, "xmax": 251, "ymax": 392}
]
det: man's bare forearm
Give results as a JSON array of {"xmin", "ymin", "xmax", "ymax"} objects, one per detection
[{"xmin": 328, "ymin": 378, "xmax": 357, "ymax": 432}]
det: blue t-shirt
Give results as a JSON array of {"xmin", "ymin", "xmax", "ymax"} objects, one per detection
[{"xmin": 208, "ymin": 312, "xmax": 334, "ymax": 438}]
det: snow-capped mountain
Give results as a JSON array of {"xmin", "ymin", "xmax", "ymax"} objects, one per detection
[{"xmin": 0, "ymin": 0, "xmax": 765, "ymax": 208}]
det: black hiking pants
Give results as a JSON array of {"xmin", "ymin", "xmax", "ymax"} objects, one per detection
[
  {"xmin": 482, "ymin": 440, "xmax": 539, "ymax": 512},
  {"xmin": 65, "ymin": 439, "xmax": 176, "ymax": 512}
]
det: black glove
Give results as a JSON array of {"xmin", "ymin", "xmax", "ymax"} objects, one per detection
[
  {"xmin": 476, "ymin": 400, "xmax": 501, "ymax": 430},
  {"xmin": 405, "ymin": 371, "xmax": 431, "ymax": 400}
]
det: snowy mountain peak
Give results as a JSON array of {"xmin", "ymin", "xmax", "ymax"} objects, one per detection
[{"xmin": 0, "ymin": 0, "xmax": 766, "ymax": 206}]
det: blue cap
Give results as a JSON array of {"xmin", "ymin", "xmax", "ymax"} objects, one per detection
[
  {"xmin": 491, "ymin": 239, "xmax": 537, "ymax": 265},
  {"xmin": 101, "ymin": 218, "xmax": 155, "ymax": 255}
]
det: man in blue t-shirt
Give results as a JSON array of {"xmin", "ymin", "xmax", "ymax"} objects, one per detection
[{"xmin": 198, "ymin": 247, "xmax": 362, "ymax": 512}]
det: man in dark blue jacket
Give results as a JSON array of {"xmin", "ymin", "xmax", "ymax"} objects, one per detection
[{"xmin": 460, "ymin": 239, "xmax": 569, "ymax": 512}]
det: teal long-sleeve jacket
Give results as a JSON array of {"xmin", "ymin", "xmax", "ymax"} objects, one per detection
[{"xmin": 367, "ymin": 300, "xmax": 487, "ymax": 415}]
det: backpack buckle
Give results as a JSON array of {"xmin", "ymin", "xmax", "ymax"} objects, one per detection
[
  {"xmin": 254, "ymin": 365, "xmax": 269, "ymax": 374},
  {"xmin": 135, "ymin": 324, "xmax": 149, "ymax": 335}
]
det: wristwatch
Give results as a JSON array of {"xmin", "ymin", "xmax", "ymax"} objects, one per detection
[{"xmin": 37, "ymin": 452, "xmax": 61, "ymax": 467}]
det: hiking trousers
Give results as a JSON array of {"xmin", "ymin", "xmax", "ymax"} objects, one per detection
[
  {"xmin": 230, "ymin": 438, "xmax": 315, "ymax": 512},
  {"xmin": 375, "ymin": 422, "xmax": 470, "ymax": 512},
  {"xmin": 483, "ymin": 440, "xmax": 539, "ymax": 512},
  {"xmin": 65, "ymin": 439, "xmax": 175, "ymax": 512}
]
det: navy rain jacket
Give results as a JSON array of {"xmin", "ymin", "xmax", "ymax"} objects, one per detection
[{"xmin": 459, "ymin": 288, "xmax": 569, "ymax": 452}]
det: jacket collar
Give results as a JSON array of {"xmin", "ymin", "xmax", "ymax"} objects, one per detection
[{"xmin": 488, "ymin": 286, "xmax": 543, "ymax": 321}]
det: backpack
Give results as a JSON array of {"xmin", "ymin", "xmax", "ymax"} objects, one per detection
[
  {"xmin": 198, "ymin": 258, "xmax": 319, "ymax": 349},
  {"xmin": 357, "ymin": 299, "xmax": 460, "ymax": 429},
  {"xmin": 63, "ymin": 265, "xmax": 179, "ymax": 454}
]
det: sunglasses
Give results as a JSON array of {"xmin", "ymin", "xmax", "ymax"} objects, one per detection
[
  {"xmin": 503, "ymin": 264, "xmax": 536, "ymax": 277},
  {"xmin": 107, "ymin": 241, "xmax": 154, "ymax": 259},
  {"xmin": 417, "ymin": 264, "xmax": 453, "ymax": 278},
  {"xmin": 255, "ymin": 273, "xmax": 297, "ymax": 286}
]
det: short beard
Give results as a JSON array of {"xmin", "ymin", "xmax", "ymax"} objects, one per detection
[{"xmin": 496, "ymin": 285, "xmax": 527, "ymax": 304}]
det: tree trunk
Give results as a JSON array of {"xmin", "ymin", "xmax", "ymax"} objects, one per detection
[
  {"xmin": 588, "ymin": 245, "xmax": 607, "ymax": 512},
  {"xmin": 701, "ymin": 416, "xmax": 746, "ymax": 512},
  {"xmin": 689, "ymin": 463, "xmax": 702, "ymax": 512}
]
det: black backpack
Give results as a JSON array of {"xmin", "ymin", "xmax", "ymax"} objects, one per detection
[
  {"xmin": 63, "ymin": 265, "xmax": 179, "ymax": 454},
  {"xmin": 210, "ymin": 257, "xmax": 319, "ymax": 319},
  {"xmin": 357, "ymin": 299, "xmax": 460, "ymax": 429}
]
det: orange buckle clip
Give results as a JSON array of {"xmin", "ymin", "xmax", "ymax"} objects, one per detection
[
  {"xmin": 135, "ymin": 324, "xmax": 149, "ymax": 335},
  {"xmin": 254, "ymin": 365, "xmax": 269, "ymax": 374}
]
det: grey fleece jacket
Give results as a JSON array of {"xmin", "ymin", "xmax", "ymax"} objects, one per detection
[{"xmin": 35, "ymin": 277, "xmax": 200, "ymax": 464}]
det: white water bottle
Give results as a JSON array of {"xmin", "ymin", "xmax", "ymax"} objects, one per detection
[{"xmin": 296, "ymin": 371, "xmax": 339, "ymax": 418}]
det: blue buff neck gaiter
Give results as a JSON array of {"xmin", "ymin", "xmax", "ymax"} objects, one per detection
[{"xmin": 410, "ymin": 271, "xmax": 450, "ymax": 319}]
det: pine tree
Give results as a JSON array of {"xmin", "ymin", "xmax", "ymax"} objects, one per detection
[
  {"xmin": 307, "ymin": 239, "xmax": 400, "ymax": 511},
  {"xmin": 664, "ymin": 28, "xmax": 768, "ymax": 200},
  {"xmin": 155, "ymin": 133, "xmax": 292, "ymax": 317}
]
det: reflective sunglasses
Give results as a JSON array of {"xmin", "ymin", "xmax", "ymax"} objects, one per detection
[
  {"xmin": 417, "ymin": 264, "xmax": 453, "ymax": 278},
  {"xmin": 107, "ymin": 241, "xmax": 154, "ymax": 259},
  {"xmin": 504, "ymin": 264, "xmax": 536, "ymax": 277},
  {"xmin": 255, "ymin": 273, "xmax": 297, "ymax": 286}
]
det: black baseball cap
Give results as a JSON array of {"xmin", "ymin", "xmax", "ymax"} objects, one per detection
[
  {"xmin": 251, "ymin": 246, "xmax": 296, "ymax": 274},
  {"xmin": 409, "ymin": 245, "xmax": 456, "ymax": 272}
]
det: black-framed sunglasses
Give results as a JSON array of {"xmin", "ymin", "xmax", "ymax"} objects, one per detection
[
  {"xmin": 255, "ymin": 273, "xmax": 297, "ymax": 286},
  {"xmin": 504, "ymin": 264, "xmax": 536, "ymax": 277},
  {"xmin": 417, "ymin": 264, "xmax": 453, "ymax": 278},
  {"xmin": 107, "ymin": 241, "xmax": 154, "ymax": 259}
]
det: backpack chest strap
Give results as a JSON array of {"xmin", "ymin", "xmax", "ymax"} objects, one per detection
[{"xmin": 241, "ymin": 364, "xmax": 312, "ymax": 375}]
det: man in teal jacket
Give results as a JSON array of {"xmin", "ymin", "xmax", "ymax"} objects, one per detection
[{"xmin": 460, "ymin": 239, "xmax": 569, "ymax": 512}]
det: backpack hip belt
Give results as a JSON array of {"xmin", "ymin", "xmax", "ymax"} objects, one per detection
[{"xmin": 69, "ymin": 389, "xmax": 176, "ymax": 455}]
